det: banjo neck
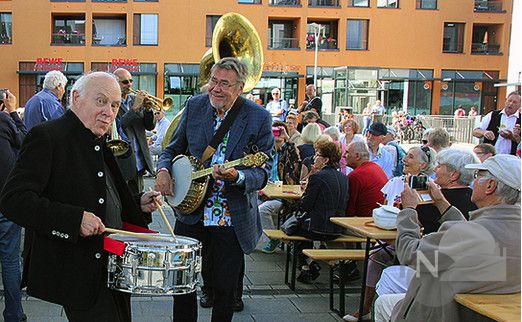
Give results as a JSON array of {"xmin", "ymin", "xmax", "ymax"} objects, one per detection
[{"xmin": 191, "ymin": 158, "xmax": 243, "ymax": 180}]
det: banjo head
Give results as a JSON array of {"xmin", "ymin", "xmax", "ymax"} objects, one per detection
[{"xmin": 165, "ymin": 155, "xmax": 193, "ymax": 207}]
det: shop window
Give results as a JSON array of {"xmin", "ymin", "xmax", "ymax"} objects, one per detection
[
  {"xmin": 443, "ymin": 22, "xmax": 465, "ymax": 53},
  {"xmin": 377, "ymin": 0, "xmax": 398, "ymax": 8},
  {"xmin": 346, "ymin": 19, "xmax": 368, "ymax": 50},
  {"xmin": 0, "ymin": 13, "xmax": 12, "ymax": 44},
  {"xmin": 306, "ymin": 20, "xmax": 338, "ymax": 50},
  {"xmin": 133, "ymin": 14, "xmax": 158, "ymax": 46},
  {"xmin": 416, "ymin": 0, "xmax": 437, "ymax": 9},
  {"xmin": 93, "ymin": 16, "xmax": 126, "ymax": 46},
  {"xmin": 52, "ymin": 14, "xmax": 85, "ymax": 45},
  {"xmin": 205, "ymin": 15, "xmax": 221, "ymax": 47},
  {"xmin": 348, "ymin": 0, "xmax": 369, "ymax": 7},
  {"xmin": 268, "ymin": 19, "xmax": 299, "ymax": 49}
]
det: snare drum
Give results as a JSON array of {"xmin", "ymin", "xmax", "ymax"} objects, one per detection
[{"xmin": 107, "ymin": 234, "xmax": 201, "ymax": 295}]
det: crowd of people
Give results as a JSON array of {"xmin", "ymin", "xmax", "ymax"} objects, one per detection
[{"xmin": 0, "ymin": 62, "xmax": 519, "ymax": 322}]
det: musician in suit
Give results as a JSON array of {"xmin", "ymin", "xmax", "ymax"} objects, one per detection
[
  {"xmin": 155, "ymin": 57, "xmax": 274, "ymax": 322},
  {"xmin": 0, "ymin": 72, "xmax": 161, "ymax": 321},
  {"xmin": 113, "ymin": 68, "xmax": 156, "ymax": 198}
]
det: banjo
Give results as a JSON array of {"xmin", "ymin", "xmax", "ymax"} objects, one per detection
[{"xmin": 165, "ymin": 152, "xmax": 269, "ymax": 215}]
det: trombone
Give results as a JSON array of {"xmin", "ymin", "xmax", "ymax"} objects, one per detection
[{"xmin": 130, "ymin": 89, "xmax": 173, "ymax": 112}]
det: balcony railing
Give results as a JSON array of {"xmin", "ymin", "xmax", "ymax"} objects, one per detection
[
  {"xmin": 306, "ymin": 37, "xmax": 337, "ymax": 50},
  {"xmin": 474, "ymin": 0, "xmax": 503, "ymax": 12},
  {"xmin": 270, "ymin": 0, "xmax": 301, "ymax": 5},
  {"xmin": 268, "ymin": 37, "xmax": 299, "ymax": 49},
  {"xmin": 309, "ymin": 0, "xmax": 340, "ymax": 6},
  {"xmin": 52, "ymin": 33, "xmax": 85, "ymax": 45},
  {"xmin": 471, "ymin": 43, "xmax": 501, "ymax": 54}
]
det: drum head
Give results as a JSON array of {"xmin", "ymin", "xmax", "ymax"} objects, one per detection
[{"xmin": 165, "ymin": 155, "xmax": 192, "ymax": 207}]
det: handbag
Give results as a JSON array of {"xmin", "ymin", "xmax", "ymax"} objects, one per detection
[{"xmin": 281, "ymin": 210, "xmax": 308, "ymax": 235}]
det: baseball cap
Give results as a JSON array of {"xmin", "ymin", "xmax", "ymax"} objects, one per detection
[
  {"xmin": 386, "ymin": 126, "xmax": 396, "ymax": 137},
  {"xmin": 465, "ymin": 154, "xmax": 521, "ymax": 191},
  {"xmin": 368, "ymin": 122, "xmax": 387, "ymax": 136}
]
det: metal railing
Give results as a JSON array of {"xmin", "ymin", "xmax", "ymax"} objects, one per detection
[
  {"xmin": 268, "ymin": 37, "xmax": 300, "ymax": 49},
  {"xmin": 471, "ymin": 43, "xmax": 501, "ymax": 54},
  {"xmin": 474, "ymin": 0, "xmax": 503, "ymax": 12},
  {"xmin": 51, "ymin": 33, "xmax": 85, "ymax": 45},
  {"xmin": 309, "ymin": 0, "xmax": 340, "ymax": 6},
  {"xmin": 270, "ymin": 0, "xmax": 301, "ymax": 5},
  {"xmin": 323, "ymin": 113, "xmax": 480, "ymax": 144}
]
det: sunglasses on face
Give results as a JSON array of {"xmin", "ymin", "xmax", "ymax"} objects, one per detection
[
  {"xmin": 120, "ymin": 79, "xmax": 133, "ymax": 85},
  {"xmin": 422, "ymin": 139, "xmax": 428, "ymax": 145}
]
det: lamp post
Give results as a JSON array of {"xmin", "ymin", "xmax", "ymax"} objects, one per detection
[{"xmin": 310, "ymin": 23, "xmax": 323, "ymax": 88}]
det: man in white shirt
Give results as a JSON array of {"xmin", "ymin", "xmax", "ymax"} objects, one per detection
[
  {"xmin": 473, "ymin": 91, "xmax": 521, "ymax": 155},
  {"xmin": 148, "ymin": 109, "xmax": 171, "ymax": 156},
  {"xmin": 265, "ymin": 88, "xmax": 288, "ymax": 122},
  {"xmin": 366, "ymin": 122, "xmax": 394, "ymax": 179}
]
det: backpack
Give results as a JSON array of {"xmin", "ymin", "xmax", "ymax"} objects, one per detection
[{"xmin": 388, "ymin": 141, "xmax": 406, "ymax": 177}]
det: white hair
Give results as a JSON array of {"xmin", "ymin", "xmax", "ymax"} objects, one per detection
[
  {"xmin": 351, "ymin": 141, "xmax": 370, "ymax": 161},
  {"xmin": 43, "ymin": 70, "xmax": 68, "ymax": 90},
  {"xmin": 436, "ymin": 149, "xmax": 479, "ymax": 186},
  {"xmin": 323, "ymin": 126, "xmax": 341, "ymax": 141},
  {"xmin": 68, "ymin": 72, "xmax": 119, "ymax": 108},
  {"xmin": 479, "ymin": 172, "xmax": 520, "ymax": 205}
]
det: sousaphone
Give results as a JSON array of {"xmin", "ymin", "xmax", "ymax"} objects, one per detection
[{"xmin": 161, "ymin": 12, "xmax": 263, "ymax": 150}]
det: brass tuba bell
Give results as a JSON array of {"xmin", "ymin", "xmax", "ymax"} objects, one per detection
[
  {"xmin": 107, "ymin": 121, "xmax": 130, "ymax": 157},
  {"xmin": 199, "ymin": 12, "xmax": 264, "ymax": 93}
]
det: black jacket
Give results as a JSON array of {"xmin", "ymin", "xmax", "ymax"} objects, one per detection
[
  {"xmin": 300, "ymin": 166, "xmax": 348, "ymax": 235},
  {"xmin": 0, "ymin": 110, "xmax": 147, "ymax": 310}
]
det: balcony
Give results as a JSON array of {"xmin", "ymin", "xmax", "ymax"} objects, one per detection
[
  {"xmin": 474, "ymin": 0, "xmax": 503, "ymax": 12},
  {"xmin": 309, "ymin": 0, "xmax": 340, "ymax": 6},
  {"xmin": 270, "ymin": 0, "xmax": 301, "ymax": 5},
  {"xmin": 52, "ymin": 32, "xmax": 85, "ymax": 45},
  {"xmin": 268, "ymin": 37, "xmax": 299, "ymax": 49},
  {"xmin": 471, "ymin": 43, "xmax": 501, "ymax": 54}
]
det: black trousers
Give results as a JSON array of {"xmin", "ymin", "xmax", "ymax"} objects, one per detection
[
  {"xmin": 173, "ymin": 221, "xmax": 244, "ymax": 322},
  {"xmin": 64, "ymin": 286, "xmax": 131, "ymax": 322},
  {"xmin": 201, "ymin": 247, "xmax": 244, "ymax": 299}
]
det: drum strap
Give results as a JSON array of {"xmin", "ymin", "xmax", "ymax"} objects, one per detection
[{"xmin": 201, "ymin": 96, "xmax": 245, "ymax": 164}]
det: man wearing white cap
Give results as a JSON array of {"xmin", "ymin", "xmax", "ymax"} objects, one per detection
[{"xmin": 374, "ymin": 154, "xmax": 521, "ymax": 322}]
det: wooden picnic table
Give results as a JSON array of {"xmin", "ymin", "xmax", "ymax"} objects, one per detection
[
  {"xmin": 261, "ymin": 183, "xmax": 302, "ymax": 200},
  {"xmin": 455, "ymin": 293, "xmax": 521, "ymax": 322}
]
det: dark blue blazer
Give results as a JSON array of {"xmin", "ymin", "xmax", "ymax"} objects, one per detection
[{"xmin": 157, "ymin": 94, "xmax": 274, "ymax": 254}]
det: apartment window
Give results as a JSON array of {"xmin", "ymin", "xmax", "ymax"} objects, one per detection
[
  {"xmin": 268, "ymin": 20, "xmax": 299, "ymax": 49},
  {"xmin": 472, "ymin": 24, "xmax": 502, "ymax": 54},
  {"xmin": 238, "ymin": 0, "xmax": 261, "ymax": 3},
  {"xmin": 474, "ymin": 0, "xmax": 504, "ymax": 12},
  {"xmin": 133, "ymin": 14, "xmax": 158, "ymax": 45},
  {"xmin": 0, "ymin": 13, "xmax": 12, "ymax": 44},
  {"xmin": 348, "ymin": 0, "xmax": 369, "ymax": 7},
  {"xmin": 135, "ymin": 0, "xmax": 159, "ymax": 2},
  {"xmin": 206, "ymin": 15, "xmax": 221, "ymax": 47},
  {"xmin": 416, "ymin": 0, "xmax": 436, "ymax": 9},
  {"xmin": 92, "ymin": 0, "xmax": 127, "ymax": 2},
  {"xmin": 309, "ymin": 0, "xmax": 340, "ymax": 6},
  {"xmin": 306, "ymin": 21, "xmax": 338, "ymax": 50},
  {"xmin": 377, "ymin": 0, "xmax": 398, "ymax": 8},
  {"xmin": 51, "ymin": 0, "xmax": 86, "ymax": 2},
  {"xmin": 270, "ymin": 0, "xmax": 301, "ymax": 5},
  {"xmin": 93, "ymin": 16, "xmax": 126, "ymax": 46},
  {"xmin": 443, "ymin": 22, "xmax": 465, "ymax": 53},
  {"xmin": 346, "ymin": 19, "xmax": 368, "ymax": 50},
  {"xmin": 52, "ymin": 15, "xmax": 86, "ymax": 45}
]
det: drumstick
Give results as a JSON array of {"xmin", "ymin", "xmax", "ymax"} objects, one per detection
[
  {"xmin": 148, "ymin": 187, "xmax": 177, "ymax": 241},
  {"xmin": 104, "ymin": 228, "xmax": 173, "ymax": 241}
]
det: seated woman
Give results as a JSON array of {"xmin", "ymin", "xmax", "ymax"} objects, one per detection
[
  {"xmin": 343, "ymin": 148, "xmax": 478, "ymax": 321},
  {"xmin": 293, "ymin": 140, "xmax": 348, "ymax": 284}
]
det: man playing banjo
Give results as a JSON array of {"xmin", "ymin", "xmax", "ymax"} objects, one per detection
[{"xmin": 155, "ymin": 57, "xmax": 274, "ymax": 322}]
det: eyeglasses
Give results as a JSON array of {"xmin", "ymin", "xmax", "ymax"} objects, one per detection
[
  {"xmin": 422, "ymin": 139, "xmax": 428, "ymax": 145},
  {"xmin": 209, "ymin": 78, "xmax": 238, "ymax": 89},
  {"xmin": 120, "ymin": 79, "xmax": 133, "ymax": 85},
  {"xmin": 154, "ymin": 112, "xmax": 161, "ymax": 115},
  {"xmin": 473, "ymin": 170, "xmax": 490, "ymax": 179},
  {"xmin": 420, "ymin": 145, "xmax": 431, "ymax": 163},
  {"xmin": 272, "ymin": 92, "xmax": 280, "ymax": 96}
]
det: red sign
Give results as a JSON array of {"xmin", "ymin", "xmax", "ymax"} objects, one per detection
[
  {"xmin": 34, "ymin": 57, "xmax": 64, "ymax": 71},
  {"xmin": 109, "ymin": 59, "xmax": 139, "ymax": 71}
]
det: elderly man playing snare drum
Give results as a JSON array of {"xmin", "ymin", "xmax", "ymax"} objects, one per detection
[
  {"xmin": 0, "ymin": 72, "xmax": 161, "ymax": 321},
  {"xmin": 155, "ymin": 57, "xmax": 273, "ymax": 322}
]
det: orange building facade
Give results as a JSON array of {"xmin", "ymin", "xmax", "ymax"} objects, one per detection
[{"xmin": 0, "ymin": 0, "xmax": 513, "ymax": 118}]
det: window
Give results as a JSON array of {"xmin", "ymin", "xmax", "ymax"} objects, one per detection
[
  {"xmin": 346, "ymin": 19, "xmax": 368, "ymax": 50},
  {"xmin": 52, "ymin": 15, "xmax": 86, "ymax": 45},
  {"xmin": 268, "ymin": 20, "xmax": 299, "ymax": 49},
  {"xmin": 306, "ymin": 21, "xmax": 338, "ymax": 50},
  {"xmin": 133, "ymin": 14, "xmax": 158, "ymax": 45},
  {"xmin": 238, "ymin": 0, "xmax": 261, "ymax": 3},
  {"xmin": 135, "ymin": 0, "xmax": 159, "ymax": 2},
  {"xmin": 92, "ymin": 0, "xmax": 126, "ymax": 2},
  {"xmin": 443, "ymin": 22, "xmax": 465, "ymax": 53},
  {"xmin": 377, "ymin": 0, "xmax": 398, "ymax": 8},
  {"xmin": 93, "ymin": 16, "xmax": 126, "ymax": 46},
  {"xmin": 270, "ymin": 0, "xmax": 301, "ymax": 5},
  {"xmin": 474, "ymin": 0, "xmax": 503, "ymax": 12},
  {"xmin": 0, "ymin": 13, "xmax": 12, "ymax": 44},
  {"xmin": 309, "ymin": 0, "xmax": 339, "ymax": 6},
  {"xmin": 348, "ymin": 0, "xmax": 369, "ymax": 7},
  {"xmin": 205, "ymin": 15, "xmax": 221, "ymax": 47},
  {"xmin": 416, "ymin": 0, "xmax": 436, "ymax": 9},
  {"xmin": 472, "ymin": 24, "xmax": 502, "ymax": 54}
]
